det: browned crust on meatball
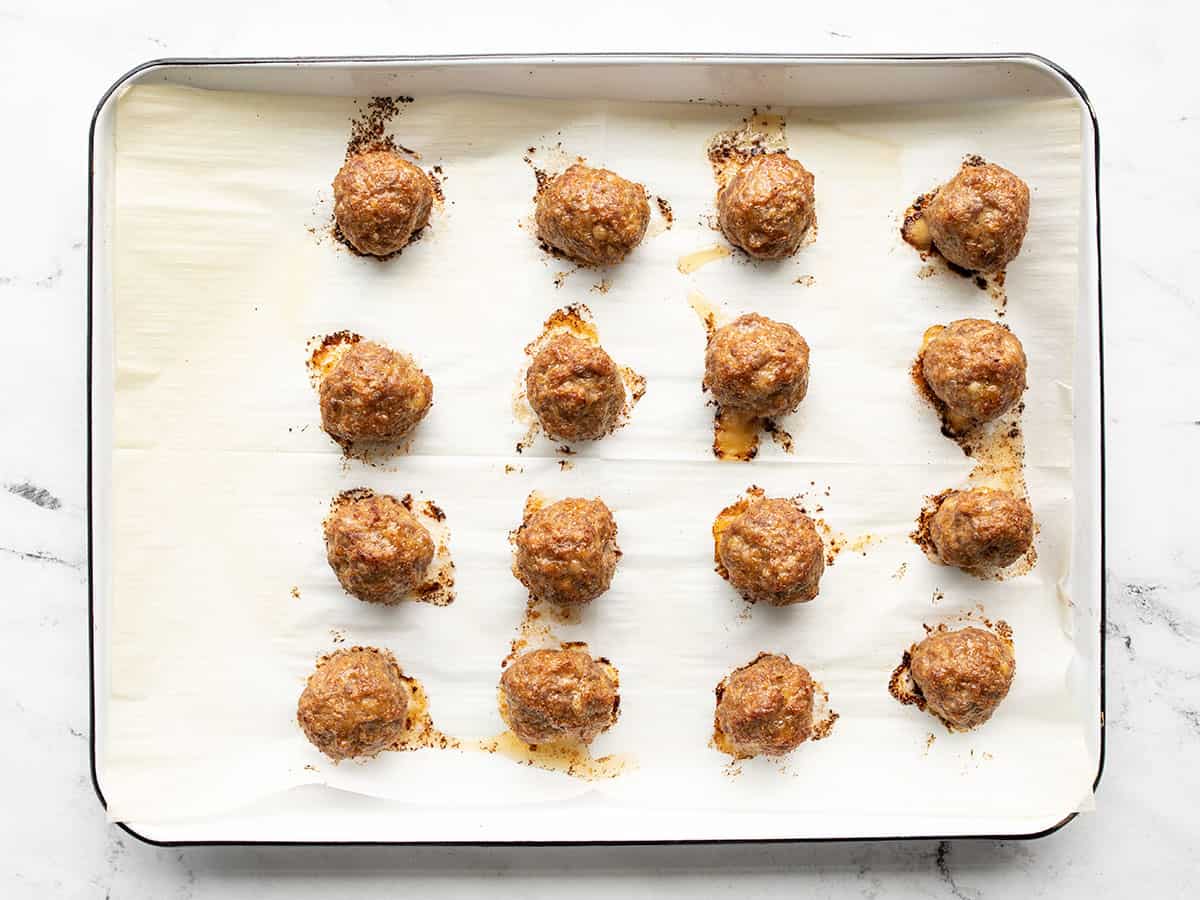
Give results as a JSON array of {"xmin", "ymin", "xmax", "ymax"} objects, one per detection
[
  {"xmin": 717, "ymin": 497, "xmax": 824, "ymax": 605},
  {"xmin": 319, "ymin": 340, "xmax": 433, "ymax": 445},
  {"xmin": 704, "ymin": 313, "xmax": 810, "ymax": 417},
  {"xmin": 526, "ymin": 332, "xmax": 625, "ymax": 442},
  {"xmin": 924, "ymin": 162, "xmax": 1029, "ymax": 273},
  {"xmin": 535, "ymin": 164, "xmax": 651, "ymax": 267},
  {"xmin": 930, "ymin": 487, "xmax": 1034, "ymax": 570},
  {"xmin": 909, "ymin": 627, "xmax": 1015, "ymax": 731},
  {"xmin": 499, "ymin": 648, "xmax": 620, "ymax": 745},
  {"xmin": 333, "ymin": 151, "xmax": 434, "ymax": 257},
  {"xmin": 715, "ymin": 653, "xmax": 815, "ymax": 758},
  {"xmin": 514, "ymin": 497, "xmax": 619, "ymax": 605},
  {"xmin": 717, "ymin": 152, "xmax": 816, "ymax": 260},
  {"xmin": 921, "ymin": 319, "xmax": 1026, "ymax": 426},
  {"xmin": 296, "ymin": 647, "xmax": 411, "ymax": 761},
  {"xmin": 324, "ymin": 493, "xmax": 435, "ymax": 604}
]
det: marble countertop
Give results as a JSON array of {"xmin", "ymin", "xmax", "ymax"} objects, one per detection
[{"xmin": 2, "ymin": 1, "xmax": 1196, "ymax": 896}]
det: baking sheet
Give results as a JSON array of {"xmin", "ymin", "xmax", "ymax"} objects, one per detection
[{"xmin": 102, "ymin": 83, "xmax": 1089, "ymax": 827}]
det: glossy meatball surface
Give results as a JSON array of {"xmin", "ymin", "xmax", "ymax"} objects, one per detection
[
  {"xmin": 930, "ymin": 488, "xmax": 1034, "ymax": 570},
  {"xmin": 499, "ymin": 648, "xmax": 619, "ymax": 745},
  {"xmin": 333, "ymin": 151, "xmax": 434, "ymax": 257},
  {"xmin": 715, "ymin": 653, "xmax": 815, "ymax": 758},
  {"xmin": 297, "ymin": 647, "xmax": 410, "ymax": 761},
  {"xmin": 717, "ymin": 152, "xmax": 815, "ymax": 260},
  {"xmin": 924, "ymin": 162, "xmax": 1029, "ymax": 273},
  {"xmin": 526, "ymin": 333, "xmax": 625, "ymax": 442},
  {"xmin": 718, "ymin": 497, "xmax": 824, "ymax": 605},
  {"xmin": 704, "ymin": 313, "xmax": 810, "ymax": 417},
  {"xmin": 514, "ymin": 497, "xmax": 619, "ymax": 606},
  {"xmin": 921, "ymin": 319, "xmax": 1026, "ymax": 426},
  {"xmin": 325, "ymin": 493, "xmax": 434, "ymax": 604},
  {"xmin": 319, "ymin": 340, "xmax": 433, "ymax": 445},
  {"xmin": 910, "ymin": 627, "xmax": 1015, "ymax": 731},
  {"xmin": 535, "ymin": 164, "xmax": 650, "ymax": 266}
]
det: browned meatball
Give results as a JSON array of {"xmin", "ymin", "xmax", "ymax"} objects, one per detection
[
  {"xmin": 325, "ymin": 493, "xmax": 434, "ymax": 604},
  {"xmin": 499, "ymin": 648, "xmax": 619, "ymax": 745},
  {"xmin": 534, "ymin": 164, "xmax": 651, "ymax": 266},
  {"xmin": 332, "ymin": 151, "xmax": 434, "ymax": 257},
  {"xmin": 526, "ymin": 333, "xmax": 625, "ymax": 442},
  {"xmin": 921, "ymin": 319, "xmax": 1026, "ymax": 427},
  {"xmin": 715, "ymin": 653, "xmax": 815, "ymax": 758},
  {"xmin": 717, "ymin": 152, "xmax": 816, "ymax": 260},
  {"xmin": 924, "ymin": 161, "xmax": 1030, "ymax": 273},
  {"xmin": 514, "ymin": 497, "xmax": 619, "ymax": 605},
  {"xmin": 319, "ymin": 340, "xmax": 433, "ymax": 445},
  {"xmin": 930, "ymin": 487, "xmax": 1034, "ymax": 570},
  {"xmin": 910, "ymin": 627, "xmax": 1015, "ymax": 731},
  {"xmin": 704, "ymin": 313, "xmax": 810, "ymax": 417},
  {"xmin": 718, "ymin": 497, "xmax": 824, "ymax": 605},
  {"xmin": 296, "ymin": 647, "xmax": 410, "ymax": 761}
]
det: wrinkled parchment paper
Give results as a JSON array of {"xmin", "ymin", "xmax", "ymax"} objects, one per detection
[{"xmin": 102, "ymin": 83, "xmax": 1090, "ymax": 831}]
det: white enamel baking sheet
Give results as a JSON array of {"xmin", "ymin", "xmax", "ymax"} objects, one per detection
[{"xmin": 88, "ymin": 56, "xmax": 1102, "ymax": 844}]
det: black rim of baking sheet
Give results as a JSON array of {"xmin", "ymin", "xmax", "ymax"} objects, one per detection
[{"xmin": 86, "ymin": 51, "xmax": 1105, "ymax": 848}]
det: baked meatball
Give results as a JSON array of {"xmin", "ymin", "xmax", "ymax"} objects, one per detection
[
  {"xmin": 704, "ymin": 313, "xmax": 810, "ymax": 417},
  {"xmin": 325, "ymin": 493, "xmax": 434, "ymax": 604},
  {"xmin": 499, "ymin": 648, "xmax": 619, "ymax": 745},
  {"xmin": 924, "ymin": 161, "xmax": 1030, "ymax": 273},
  {"xmin": 514, "ymin": 497, "xmax": 619, "ymax": 605},
  {"xmin": 715, "ymin": 653, "xmax": 815, "ymax": 758},
  {"xmin": 910, "ymin": 627, "xmax": 1015, "ymax": 730},
  {"xmin": 319, "ymin": 340, "xmax": 433, "ymax": 445},
  {"xmin": 717, "ymin": 152, "xmax": 816, "ymax": 260},
  {"xmin": 332, "ymin": 151, "xmax": 434, "ymax": 257},
  {"xmin": 526, "ymin": 333, "xmax": 625, "ymax": 442},
  {"xmin": 718, "ymin": 497, "xmax": 824, "ymax": 605},
  {"xmin": 535, "ymin": 164, "xmax": 651, "ymax": 266},
  {"xmin": 930, "ymin": 487, "xmax": 1033, "ymax": 570},
  {"xmin": 921, "ymin": 319, "xmax": 1026, "ymax": 427},
  {"xmin": 296, "ymin": 647, "xmax": 410, "ymax": 761}
]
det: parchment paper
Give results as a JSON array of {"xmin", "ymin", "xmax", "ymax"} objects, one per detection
[{"xmin": 103, "ymin": 83, "xmax": 1089, "ymax": 826}]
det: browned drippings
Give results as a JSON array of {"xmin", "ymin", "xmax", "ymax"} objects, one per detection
[
  {"xmin": 621, "ymin": 366, "xmax": 648, "ymax": 406},
  {"xmin": 535, "ymin": 303, "xmax": 600, "ymax": 346},
  {"xmin": 900, "ymin": 190, "xmax": 937, "ymax": 254},
  {"xmin": 656, "ymin": 195, "xmax": 674, "ymax": 227},
  {"xmin": 793, "ymin": 275, "xmax": 816, "ymax": 287},
  {"xmin": 590, "ymin": 279, "xmax": 611, "ymax": 294},
  {"xmin": 910, "ymin": 488, "xmax": 956, "ymax": 562},
  {"xmin": 470, "ymin": 730, "xmax": 631, "ymax": 780},
  {"xmin": 706, "ymin": 110, "xmax": 789, "ymax": 188},
  {"xmin": 346, "ymin": 96, "xmax": 413, "ymax": 159},
  {"xmin": 762, "ymin": 418, "xmax": 794, "ymax": 453},
  {"xmin": 687, "ymin": 289, "xmax": 723, "ymax": 339},
  {"xmin": 810, "ymin": 683, "xmax": 839, "ymax": 742},
  {"xmin": 391, "ymin": 675, "xmax": 461, "ymax": 752},
  {"xmin": 306, "ymin": 330, "xmax": 362, "ymax": 385},
  {"xmin": 677, "ymin": 244, "xmax": 732, "ymax": 274},
  {"xmin": 713, "ymin": 407, "xmax": 761, "ymax": 461},
  {"xmin": 290, "ymin": 585, "xmax": 301, "ymax": 599},
  {"xmin": 711, "ymin": 487, "xmax": 765, "ymax": 579},
  {"xmin": 888, "ymin": 651, "xmax": 926, "ymax": 710}
]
